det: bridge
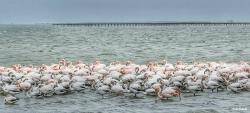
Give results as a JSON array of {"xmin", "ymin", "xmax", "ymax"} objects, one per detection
[{"xmin": 52, "ymin": 22, "xmax": 250, "ymax": 27}]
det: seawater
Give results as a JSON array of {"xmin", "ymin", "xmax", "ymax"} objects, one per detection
[{"xmin": 0, "ymin": 24, "xmax": 250, "ymax": 113}]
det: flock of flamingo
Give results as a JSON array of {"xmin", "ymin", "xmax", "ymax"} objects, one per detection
[{"xmin": 1, "ymin": 59, "xmax": 250, "ymax": 104}]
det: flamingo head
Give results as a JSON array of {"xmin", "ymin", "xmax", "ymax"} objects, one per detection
[
  {"xmin": 125, "ymin": 61, "xmax": 132, "ymax": 66},
  {"xmin": 192, "ymin": 76, "xmax": 198, "ymax": 82}
]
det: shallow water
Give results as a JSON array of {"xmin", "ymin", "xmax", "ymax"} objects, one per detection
[
  {"xmin": 1, "ymin": 90, "xmax": 250, "ymax": 113},
  {"xmin": 1, "ymin": 25, "xmax": 250, "ymax": 66},
  {"xmin": 0, "ymin": 25, "xmax": 250, "ymax": 113}
]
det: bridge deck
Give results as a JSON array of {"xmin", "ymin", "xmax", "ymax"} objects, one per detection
[{"xmin": 52, "ymin": 22, "xmax": 250, "ymax": 26}]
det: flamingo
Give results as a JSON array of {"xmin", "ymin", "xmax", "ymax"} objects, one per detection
[
  {"xmin": 4, "ymin": 94, "xmax": 19, "ymax": 104},
  {"xmin": 155, "ymin": 85, "xmax": 181, "ymax": 100}
]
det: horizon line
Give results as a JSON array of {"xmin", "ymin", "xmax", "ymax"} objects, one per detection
[{"xmin": 2, "ymin": 21, "xmax": 250, "ymax": 25}]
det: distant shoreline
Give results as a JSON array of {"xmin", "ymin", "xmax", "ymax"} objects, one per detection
[
  {"xmin": 1, "ymin": 22, "xmax": 250, "ymax": 26},
  {"xmin": 2, "ymin": 21, "xmax": 250, "ymax": 25}
]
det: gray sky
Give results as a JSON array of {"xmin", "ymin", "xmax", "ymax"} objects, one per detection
[{"xmin": 0, "ymin": 0, "xmax": 250, "ymax": 24}]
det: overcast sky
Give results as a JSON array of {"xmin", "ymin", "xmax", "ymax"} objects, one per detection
[{"xmin": 0, "ymin": 0, "xmax": 250, "ymax": 24}]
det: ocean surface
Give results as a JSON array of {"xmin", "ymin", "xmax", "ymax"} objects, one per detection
[{"xmin": 0, "ymin": 24, "xmax": 250, "ymax": 113}]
